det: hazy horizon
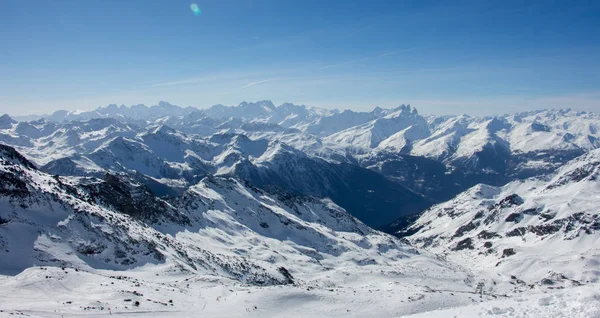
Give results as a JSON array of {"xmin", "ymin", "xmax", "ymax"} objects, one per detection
[
  {"xmin": 3, "ymin": 99, "xmax": 595, "ymax": 119},
  {"xmin": 2, "ymin": 0, "xmax": 599, "ymax": 116}
]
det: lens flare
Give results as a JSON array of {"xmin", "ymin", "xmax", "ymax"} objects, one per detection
[{"xmin": 190, "ymin": 3, "xmax": 201, "ymax": 16}]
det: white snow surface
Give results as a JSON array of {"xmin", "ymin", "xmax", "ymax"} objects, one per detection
[{"xmin": 1, "ymin": 267, "xmax": 598, "ymax": 317}]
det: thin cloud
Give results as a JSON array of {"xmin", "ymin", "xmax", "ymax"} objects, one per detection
[
  {"xmin": 321, "ymin": 57, "xmax": 372, "ymax": 70},
  {"xmin": 151, "ymin": 78, "xmax": 207, "ymax": 87},
  {"xmin": 150, "ymin": 71, "xmax": 273, "ymax": 88},
  {"xmin": 240, "ymin": 78, "xmax": 279, "ymax": 89},
  {"xmin": 321, "ymin": 47, "xmax": 417, "ymax": 69},
  {"xmin": 378, "ymin": 51, "xmax": 400, "ymax": 57}
]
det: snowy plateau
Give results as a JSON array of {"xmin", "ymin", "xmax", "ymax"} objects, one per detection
[{"xmin": 0, "ymin": 101, "xmax": 599, "ymax": 317}]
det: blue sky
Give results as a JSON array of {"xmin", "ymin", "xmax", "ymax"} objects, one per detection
[{"xmin": 1, "ymin": 0, "xmax": 599, "ymax": 116}]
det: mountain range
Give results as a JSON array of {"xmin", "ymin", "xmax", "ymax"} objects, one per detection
[
  {"xmin": 1, "ymin": 101, "xmax": 599, "ymax": 316},
  {"xmin": 2, "ymin": 101, "xmax": 599, "ymax": 228}
]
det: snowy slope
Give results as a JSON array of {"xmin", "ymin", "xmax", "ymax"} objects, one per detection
[
  {"xmin": 0, "ymin": 144, "xmax": 529, "ymax": 318},
  {"xmin": 404, "ymin": 149, "xmax": 600, "ymax": 286},
  {"xmin": 9, "ymin": 148, "xmax": 562, "ymax": 317},
  {"xmin": 0, "ymin": 144, "xmax": 446, "ymax": 284},
  {"xmin": 0, "ymin": 144, "xmax": 300, "ymax": 285}
]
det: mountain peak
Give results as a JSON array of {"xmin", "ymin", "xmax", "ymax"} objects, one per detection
[
  {"xmin": 157, "ymin": 101, "xmax": 176, "ymax": 109},
  {"xmin": 150, "ymin": 124, "xmax": 177, "ymax": 135},
  {"xmin": 0, "ymin": 144, "xmax": 36, "ymax": 169},
  {"xmin": 385, "ymin": 105, "xmax": 420, "ymax": 119},
  {"xmin": 278, "ymin": 102, "xmax": 306, "ymax": 110},
  {"xmin": 105, "ymin": 104, "xmax": 119, "ymax": 111},
  {"xmin": 0, "ymin": 114, "xmax": 16, "ymax": 128},
  {"xmin": 238, "ymin": 100, "xmax": 276, "ymax": 110}
]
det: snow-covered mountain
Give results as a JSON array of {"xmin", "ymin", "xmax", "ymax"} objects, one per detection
[
  {"xmin": 325, "ymin": 105, "xmax": 429, "ymax": 150},
  {"xmin": 3, "ymin": 102, "xmax": 600, "ymax": 231},
  {"xmin": 0, "ymin": 143, "xmax": 423, "ymax": 279},
  {"xmin": 0, "ymin": 114, "xmax": 17, "ymax": 129},
  {"xmin": 403, "ymin": 148, "xmax": 600, "ymax": 286},
  {"xmin": 4, "ymin": 142, "xmax": 596, "ymax": 317},
  {"xmin": 1, "ymin": 143, "xmax": 514, "ymax": 317},
  {"xmin": 0, "ymin": 114, "xmax": 430, "ymax": 228},
  {"xmin": 2, "ymin": 101, "xmax": 600, "ymax": 316},
  {"xmin": 411, "ymin": 110, "xmax": 600, "ymax": 176},
  {"xmin": 42, "ymin": 101, "xmax": 197, "ymax": 122}
]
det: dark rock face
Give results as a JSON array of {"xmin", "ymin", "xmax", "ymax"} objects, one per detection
[
  {"xmin": 503, "ymin": 213, "xmax": 600, "ymax": 238},
  {"xmin": 277, "ymin": 267, "xmax": 294, "ymax": 285},
  {"xmin": 502, "ymin": 248, "xmax": 516, "ymax": 258},
  {"xmin": 479, "ymin": 194, "xmax": 525, "ymax": 226},
  {"xmin": 0, "ymin": 171, "xmax": 29, "ymax": 197},
  {"xmin": 384, "ymin": 212, "xmax": 425, "ymax": 236},
  {"xmin": 497, "ymin": 194, "xmax": 524, "ymax": 208},
  {"xmin": 506, "ymin": 227, "xmax": 527, "ymax": 237},
  {"xmin": 0, "ymin": 145, "xmax": 37, "ymax": 197},
  {"xmin": 453, "ymin": 221, "xmax": 480, "ymax": 238},
  {"xmin": 541, "ymin": 278, "xmax": 555, "ymax": 285},
  {"xmin": 531, "ymin": 122, "xmax": 551, "ymax": 132},
  {"xmin": 547, "ymin": 161, "xmax": 600, "ymax": 190},
  {"xmin": 83, "ymin": 173, "xmax": 190, "ymax": 225},
  {"xmin": 522, "ymin": 208, "xmax": 541, "ymax": 216},
  {"xmin": 478, "ymin": 230, "xmax": 501, "ymax": 239},
  {"xmin": 505, "ymin": 213, "xmax": 523, "ymax": 223},
  {"xmin": 0, "ymin": 144, "xmax": 36, "ymax": 170},
  {"xmin": 452, "ymin": 238, "xmax": 474, "ymax": 251},
  {"xmin": 528, "ymin": 223, "xmax": 562, "ymax": 236}
]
